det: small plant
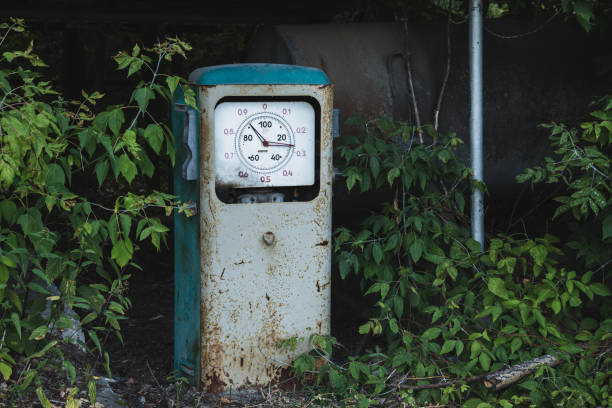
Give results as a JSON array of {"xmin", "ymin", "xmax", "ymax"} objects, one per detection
[{"xmin": 0, "ymin": 17, "xmax": 194, "ymax": 403}]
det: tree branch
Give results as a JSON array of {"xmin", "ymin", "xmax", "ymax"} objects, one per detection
[
  {"xmin": 396, "ymin": 354, "xmax": 560, "ymax": 391},
  {"xmin": 483, "ymin": 354, "xmax": 560, "ymax": 390}
]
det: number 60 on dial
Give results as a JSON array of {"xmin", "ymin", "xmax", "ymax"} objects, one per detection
[{"xmin": 214, "ymin": 100, "xmax": 315, "ymax": 188}]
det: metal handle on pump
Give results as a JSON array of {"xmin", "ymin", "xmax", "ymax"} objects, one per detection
[{"xmin": 174, "ymin": 104, "xmax": 198, "ymax": 181}]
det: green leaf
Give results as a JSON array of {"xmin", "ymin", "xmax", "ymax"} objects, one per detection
[
  {"xmin": 389, "ymin": 318, "xmax": 398, "ymax": 333},
  {"xmin": 463, "ymin": 399, "xmax": 485, "ymax": 408},
  {"xmin": 384, "ymin": 232, "xmax": 400, "ymax": 252},
  {"xmin": 372, "ymin": 243, "xmax": 383, "ymax": 264},
  {"xmin": 136, "ymin": 150, "xmax": 155, "ymax": 178},
  {"xmin": 45, "ymin": 163, "xmax": 65, "ymax": 191},
  {"xmin": 0, "ymin": 362, "xmax": 11, "ymax": 380},
  {"xmin": 529, "ymin": 245, "xmax": 548, "ymax": 266},
  {"xmin": 421, "ymin": 327, "xmax": 442, "ymax": 341},
  {"xmin": 119, "ymin": 213, "xmax": 132, "ymax": 237},
  {"xmin": 0, "ymin": 199, "xmax": 17, "ymax": 225},
  {"xmin": 510, "ymin": 337, "xmax": 522, "ymax": 354},
  {"xmin": 108, "ymin": 108, "xmax": 125, "ymax": 136},
  {"xmin": 88, "ymin": 376, "xmax": 97, "ymax": 405},
  {"xmin": 144, "ymin": 124, "xmax": 164, "ymax": 154},
  {"xmin": 166, "ymin": 76, "xmax": 180, "ymax": 95},
  {"xmin": 29, "ymin": 325, "xmax": 48, "ymax": 341},
  {"xmin": 560, "ymin": 344, "xmax": 583, "ymax": 354},
  {"xmin": 575, "ymin": 330, "xmax": 593, "ymax": 341},
  {"xmin": 349, "ymin": 361, "xmax": 360, "ymax": 380},
  {"xmin": 28, "ymin": 340, "xmax": 57, "ymax": 359},
  {"xmin": 591, "ymin": 283, "xmax": 611, "ymax": 297},
  {"xmin": 479, "ymin": 352, "xmax": 491, "ymax": 371},
  {"xmin": 409, "ymin": 239, "xmax": 424, "ymax": 263},
  {"xmin": 574, "ymin": 0, "xmax": 594, "ymax": 31},
  {"xmin": 118, "ymin": 154, "xmax": 138, "ymax": 184},
  {"xmin": 78, "ymin": 129, "xmax": 97, "ymax": 156},
  {"xmin": 338, "ymin": 258, "xmax": 351, "ymax": 280},
  {"xmin": 369, "ymin": 156, "xmax": 380, "ymax": 179},
  {"xmin": 440, "ymin": 340, "xmax": 456, "ymax": 354},
  {"xmin": 111, "ymin": 239, "xmax": 133, "ymax": 267},
  {"xmin": 387, "ymin": 167, "xmax": 400, "ymax": 186},
  {"xmin": 81, "ymin": 312, "xmax": 98, "ymax": 325},
  {"xmin": 488, "ymin": 277, "xmax": 510, "ymax": 299},
  {"xmin": 358, "ymin": 322, "xmax": 371, "ymax": 334},
  {"xmin": 393, "ymin": 296, "xmax": 404, "ymax": 318},
  {"xmin": 36, "ymin": 387, "xmax": 52, "ymax": 408},
  {"xmin": 104, "ymin": 352, "xmax": 112, "ymax": 377},
  {"xmin": 454, "ymin": 191, "xmax": 465, "ymax": 213},
  {"xmin": 455, "ymin": 340, "xmax": 464, "ymax": 356},
  {"xmin": 88, "ymin": 330, "xmax": 102, "ymax": 354},
  {"xmin": 379, "ymin": 282, "xmax": 390, "ymax": 299},
  {"xmin": 551, "ymin": 299, "xmax": 561, "ymax": 314},
  {"xmin": 329, "ymin": 367, "xmax": 346, "ymax": 390},
  {"xmin": 94, "ymin": 160, "xmax": 109, "ymax": 187},
  {"xmin": 10, "ymin": 312, "xmax": 21, "ymax": 339},
  {"xmin": 66, "ymin": 387, "xmax": 79, "ymax": 408},
  {"xmin": 133, "ymin": 87, "xmax": 155, "ymax": 113}
]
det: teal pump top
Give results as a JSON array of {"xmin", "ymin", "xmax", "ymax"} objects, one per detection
[{"xmin": 188, "ymin": 63, "xmax": 329, "ymax": 86}]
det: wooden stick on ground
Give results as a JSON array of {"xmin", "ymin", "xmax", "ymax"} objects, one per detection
[
  {"xmin": 396, "ymin": 354, "xmax": 560, "ymax": 391},
  {"xmin": 483, "ymin": 354, "xmax": 560, "ymax": 390}
]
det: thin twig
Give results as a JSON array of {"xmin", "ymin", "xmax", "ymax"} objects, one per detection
[
  {"xmin": 401, "ymin": 20, "xmax": 424, "ymax": 144},
  {"xmin": 397, "ymin": 373, "xmax": 486, "ymax": 390},
  {"xmin": 485, "ymin": 12, "xmax": 559, "ymax": 39},
  {"xmin": 505, "ymin": 186, "xmax": 562, "ymax": 231},
  {"xmin": 433, "ymin": 0, "xmax": 453, "ymax": 132},
  {"xmin": 146, "ymin": 360, "xmax": 170, "ymax": 404},
  {"xmin": 505, "ymin": 183, "xmax": 528, "ymax": 234}
]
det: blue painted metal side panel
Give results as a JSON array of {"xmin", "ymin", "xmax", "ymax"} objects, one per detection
[
  {"xmin": 172, "ymin": 87, "xmax": 200, "ymax": 384},
  {"xmin": 188, "ymin": 63, "xmax": 329, "ymax": 85}
]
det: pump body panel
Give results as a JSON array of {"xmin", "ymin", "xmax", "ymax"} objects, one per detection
[{"xmin": 174, "ymin": 64, "xmax": 333, "ymax": 392}]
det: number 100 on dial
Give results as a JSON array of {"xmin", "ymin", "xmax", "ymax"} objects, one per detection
[{"xmin": 214, "ymin": 101, "xmax": 315, "ymax": 188}]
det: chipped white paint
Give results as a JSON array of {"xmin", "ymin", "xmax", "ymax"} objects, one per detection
[{"xmin": 196, "ymin": 84, "xmax": 333, "ymax": 392}]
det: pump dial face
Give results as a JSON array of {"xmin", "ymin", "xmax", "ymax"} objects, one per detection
[{"xmin": 214, "ymin": 101, "xmax": 315, "ymax": 188}]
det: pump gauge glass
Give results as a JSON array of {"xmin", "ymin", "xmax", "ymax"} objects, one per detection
[{"xmin": 214, "ymin": 101, "xmax": 315, "ymax": 188}]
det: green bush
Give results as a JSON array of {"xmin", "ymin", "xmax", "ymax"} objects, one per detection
[
  {"xmin": 292, "ymin": 116, "xmax": 611, "ymax": 407},
  {"xmin": 0, "ymin": 18, "xmax": 193, "ymax": 403}
]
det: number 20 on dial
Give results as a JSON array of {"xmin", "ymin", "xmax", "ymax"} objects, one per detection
[{"xmin": 214, "ymin": 101, "xmax": 315, "ymax": 187}]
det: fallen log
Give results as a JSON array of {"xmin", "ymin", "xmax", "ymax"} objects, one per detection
[
  {"xmin": 483, "ymin": 354, "xmax": 560, "ymax": 390},
  {"xmin": 397, "ymin": 354, "xmax": 560, "ymax": 391}
]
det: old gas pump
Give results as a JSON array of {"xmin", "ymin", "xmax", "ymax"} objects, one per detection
[{"xmin": 172, "ymin": 64, "xmax": 333, "ymax": 392}]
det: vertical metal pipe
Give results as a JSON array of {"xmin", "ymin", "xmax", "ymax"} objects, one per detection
[{"xmin": 470, "ymin": 0, "xmax": 484, "ymax": 249}]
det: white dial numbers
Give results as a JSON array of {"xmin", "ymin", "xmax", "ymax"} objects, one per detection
[{"xmin": 215, "ymin": 101, "xmax": 315, "ymax": 188}]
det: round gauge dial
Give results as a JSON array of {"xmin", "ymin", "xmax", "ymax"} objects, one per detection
[
  {"xmin": 214, "ymin": 100, "xmax": 316, "ymax": 188},
  {"xmin": 235, "ymin": 113, "xmax": 294, "ymax": 174}
]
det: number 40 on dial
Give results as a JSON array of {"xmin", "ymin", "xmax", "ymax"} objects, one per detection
[{"xmin": 214, "ymin": 101, "xmax": 315, "ymax": 188}]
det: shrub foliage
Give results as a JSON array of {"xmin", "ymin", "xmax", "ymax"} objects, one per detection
[
  {"xmin": 0, "ymin": 18, "xmax": 192, "ymax": 403},
  {"xmin": 291, "ymin": 116, "xmax": 611, "ymax": 407}
]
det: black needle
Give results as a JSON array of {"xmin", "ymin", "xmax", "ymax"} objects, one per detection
[{"xmin": 249, "ymin": 123, "xmax": 267, "ymax": 145}]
